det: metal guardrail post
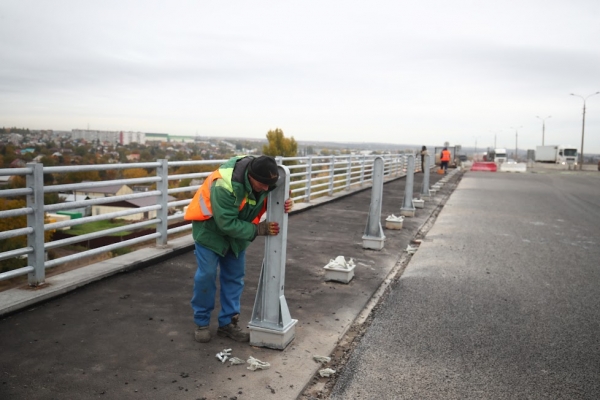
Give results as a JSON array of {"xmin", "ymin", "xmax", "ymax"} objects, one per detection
[
  {"xmin": 360, "ymin": 155, "xmax": 366, "ymax": 186},
  {"xmin": 306, "ymin": 156, "xmax": 312, "ymax": 202},
  {"xmin": 421, "ymin": 154, "xmax": 432, "ymax": 199},
  {"xmin": 249, "ymin": 165, "xmax": 297, "ymax": 349},
  {"xmin": 328, "ymin": 156, "xmax": 335, "ymax": 196},
  {"xmin": 400, "ymin": 155, "xmax": 416, "ymax": 217},
  {"xmin": 26, "ymin": 163, "xmax": 45, "ymax": 286},
  {"xmin": 156, "ymin": 159, "xmax": 169, "ymax": 247},
  {"xmin": 346, "ymin": 158, "xmax": 352, "ymax": 190},
  {"xmin": 362, "ymin": 157, "xmax": 385, "ymax": 250}
]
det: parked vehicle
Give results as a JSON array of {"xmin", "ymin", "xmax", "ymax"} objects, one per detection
[
  {"xmin": 535, "ymin": 145, "xmax": 578, "ymax": 165},
  {"xmin": 494, "ymin": 148, "xmax": 507, "ymax": 164}
]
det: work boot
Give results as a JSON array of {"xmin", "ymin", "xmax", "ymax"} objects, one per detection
[
  {"xmin": 217, "ymin": 314, "xmax": 250, "ymax": 342},
  {"xmin": 194, "ymin": 325, "xmax": 211, "ymax": 343}
]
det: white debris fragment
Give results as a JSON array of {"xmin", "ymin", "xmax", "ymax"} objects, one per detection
[
  {"xmin": 247, "ymin": 356, "xmax": 270, "ymax": 371},
  {"xmin": 319, "ymin": 368, "xmax": 336, "ymax": 377},
  {"xmin": 406, "ymin": 245, "xmax": 418, "ymax": 254},
  {"xmin": 324, "ymin": 256, "xmax": 355, "ymax": 270},
  {"xmin": 385, "ymin": 214, "xmax": 404, "ymax": 222},
  {"xmin": 313, "ymin": 355, "xmax": 331, "ymax": 363},
  {"xmin": 229, "ymin": 357, "xmax": 245, "ymax": 365},
  {"xmin": 216, "ymin": 348, "xmax": 232, "ymax": 363}
]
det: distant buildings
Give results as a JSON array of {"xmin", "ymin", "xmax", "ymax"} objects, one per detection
[{"xmin": 70, "ymin": 129, "xmax": 146, "ymax": 145}]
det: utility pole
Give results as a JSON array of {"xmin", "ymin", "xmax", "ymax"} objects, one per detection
[
  {"xmin": 510, "ymin": 126, "xmax": 522, "ymax": 161},
  {"xmin": 571, "ymin": 92, "xmax": 600, "ymax": 170},
  {"xmin": 536, "ymin": 116, "xmax": 551, "ymax": 146}
]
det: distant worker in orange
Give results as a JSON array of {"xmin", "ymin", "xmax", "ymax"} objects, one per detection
[{"xmin": 440, "ymin": 147, "xmax": 451, "ymax": 174}]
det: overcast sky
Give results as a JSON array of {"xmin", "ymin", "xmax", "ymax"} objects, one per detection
[{"xmin": 1, "ymin": 0, "xmax": 599, "ymax": 153}]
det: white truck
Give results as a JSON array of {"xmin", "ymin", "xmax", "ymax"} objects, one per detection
[
  {"xmin": 535, "ymin": 145, "xmax": 578, "ymax": 165},
  {"xmin": 494, "ymin": 148, "xmax": 507, "ymax": 164}
]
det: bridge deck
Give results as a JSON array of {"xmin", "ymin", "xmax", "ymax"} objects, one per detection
[{"xmin": 0, "ymin": 171, "xmax": 452, "ymax": 400}]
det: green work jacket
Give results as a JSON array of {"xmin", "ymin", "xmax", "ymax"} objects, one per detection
[{"xmin": 192, "ymin": 156, "xmax": 275, "ymax": 257}]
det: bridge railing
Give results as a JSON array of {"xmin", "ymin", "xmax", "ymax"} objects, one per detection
[{"xmin": 0, "ymin": 154, "xmax": 417, "ymax": 286}]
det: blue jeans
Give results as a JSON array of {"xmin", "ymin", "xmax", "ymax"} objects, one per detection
[{"xmin": 191, "ymin": 243, "xmax": 246, "ymax": 328}]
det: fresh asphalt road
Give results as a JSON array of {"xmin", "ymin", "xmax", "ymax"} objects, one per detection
[{"xmin": 330, "ymin": 168, "xmax": 600, "ymax": 400}]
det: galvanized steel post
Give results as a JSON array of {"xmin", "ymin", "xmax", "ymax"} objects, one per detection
[
  {"xmin": 249, "ymin": 165, "xmax": 297, "ymax": 349},
  {"xmin": 346, "ymin": 157, "xmax": 352, "ymax": 191},
  {"xmin": 421, "ymin": 154, "xmax": 432, "ymax": 199},
  {"xmin": 156, "ymin": 159, "xmax": 169, "ymax": 247},
  {"xmin": 306, "ymin": 155, "xmax": 312, "ymax": 202},
  {"xmin": 400, "ymin": 154, "xmax": 416, "ymax": 217},
  {"xmin": 362, "ymin": 157, "xmax": 385, "ymax": 250},
  {"xmin": 360, "ymin": 155, "xmax": 366, "ymax": 186},
  {"xmin": 328, "ymin": 156, "xmax": 335, "ymax": 196},
  {"xmin": 26, "ymin": 163, "xmax": 45, "ymax": 286}
]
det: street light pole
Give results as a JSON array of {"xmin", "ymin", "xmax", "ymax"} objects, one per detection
[
  {"xmin": 536, "ymin": 115, "xmax": 551, "ymax": 146},
  {"xmin": 510, "ymin": 126, "xmax": 522, "ymax": 161},
  {"xmin": 490, "ymin": 130, "xmax": 502, "ymax": 149},
  {"xmin": 571, "ymin": 92, "xmax": 600, "ymax": 170}
]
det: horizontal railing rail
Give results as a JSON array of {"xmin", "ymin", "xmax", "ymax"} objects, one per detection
[{"xmin": 0, "ymin": 153, "xmax": 421, "ymax": 286}]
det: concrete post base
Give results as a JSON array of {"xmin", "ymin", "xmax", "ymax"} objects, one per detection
[
  {"xmin": 400, "ymin": 207, "xmax": 416, "ymax": 217},
  {"xmin": 385, "ymin": 220, "xmax": 403, "ymax": 230},
  {"xmin": 249, "ymin": 319, "xmax": 297, "ymax": 350},
  {"xmin": 362, "ymin": 235, "xmax": 385, "ymax": 250},
  {"xmin": 324, "ymin": 264, "xmax": 356, "ymax": 283}
]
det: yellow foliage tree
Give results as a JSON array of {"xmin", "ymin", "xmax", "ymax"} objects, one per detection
[
  {"xmin": 0, "ymin": 198, "xmax": 53, "ymax": 272},
  {"xmin": 122, "ymin": 168, "xmax": 149, "ymax": 179},
  {"xmin": 262, "ymin": 128, "xmax": 298, "ymax": 158}
]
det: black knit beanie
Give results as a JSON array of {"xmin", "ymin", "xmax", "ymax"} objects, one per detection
[{"xmin": 248, "ymin": 156, "xmax": 279, "ymax": 185}]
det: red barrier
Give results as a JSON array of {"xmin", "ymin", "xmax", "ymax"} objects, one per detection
[{"xmin": 471, "ymin": 162, "xmax": 497, "ymax": 172}]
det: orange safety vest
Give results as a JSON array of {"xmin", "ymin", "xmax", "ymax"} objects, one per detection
[
  {"xmin": 184, "ymin": 169, "xmax": 266, "ymax": 224},
  {"xmin": 441, "ymin": 150, "xmax": 451, "ymax": 162}
]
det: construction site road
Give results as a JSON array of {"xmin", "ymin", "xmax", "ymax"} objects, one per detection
[{"xmin": 329, "ymin": 168, "xmax": 600, "ymax": 400}]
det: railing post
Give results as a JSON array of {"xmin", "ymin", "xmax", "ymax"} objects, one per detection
[
  {"xmin": 328, "ymin": 156, "xmax": 335, "ymax": 196},
  {"xmin": 26, "ymin": 162, "xmax": 45, "ymax": 286},
  {"xmin": 421, "ymin": 154, "xmax": 432, "ymax": 199},
  {"xmin": 400, "ymin": 154, "xmax": 416, "ymax": 217},
  {"xmin": 345, "ymin": 157, "xmax": 352, "ymax": 191},
  {"xmin": 306, "ymin": 156, "xmax": 312, "ymax": 203},
  {"xmin": 249, "ymin": 165, "xmax": 297, "ymax": 349},
  {"xmin": 360, "ymin": 155, "xmax": 366, "ymax": 186},
  {"xmin": 362, "ymin": 157, "xmax": 385, "ymax": 250},
  {"xmin": 156, "ymin": 159, "xmax": 169, "ymax": 247}
]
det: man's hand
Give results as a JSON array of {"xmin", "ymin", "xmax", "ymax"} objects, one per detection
[
  {"xmin": 284, "ymin": 197, "xmax": 294, "ymax": 213},
  {"xmin": 257, "ymin": 221, "xmax": 280, "ymax": 236}
]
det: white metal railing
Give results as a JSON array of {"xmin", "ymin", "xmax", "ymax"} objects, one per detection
[{"xmin": 0, "ymin": 154, "xmax": 420, "ymax": 285}]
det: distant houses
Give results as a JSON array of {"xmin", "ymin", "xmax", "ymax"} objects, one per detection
[
  {"xmin": 92, "ymin": 195, "xmax": 176, "ymax": 221},
  {"xmin": 68, "ymin": 183, "xmax": 176, "ymax": 221}
]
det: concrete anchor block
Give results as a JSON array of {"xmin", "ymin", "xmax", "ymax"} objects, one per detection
[
  {"xmin": 362, "ymin": 235, "xmax": 385, "ymax": 250},
  {"xmin": 413, "ymin": 199, "xmax": 424, "ymax": 209},
  {"xmin": 400, "ymin": 207, "xmax": 415, "ymax": 217},
  {"xmin": 385, "ymin": 220, "xmax": 403, "ymax": 229},
  {"xmin": 249, "ymin": 321, "xmax": 298, "ymax": 350},
  {"xmin": 385, "ymin": 215, "xmax": 404, "ymax": 230},
  {"xmin": 323, "ymin": 256, "xmax": 356, "ymax": 283},
  {"xmin": 324, "ymin": 263, "xmax": 356, "ymax": 283}
]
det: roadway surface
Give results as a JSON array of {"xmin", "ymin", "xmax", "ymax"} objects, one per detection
[
  {"xmin": 329, "ymin": 167, "xmax": 600, "ymax": 399},
  {"xmin": 0, "ymin": 168, "xmax": 455, "ymax": 400}
]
